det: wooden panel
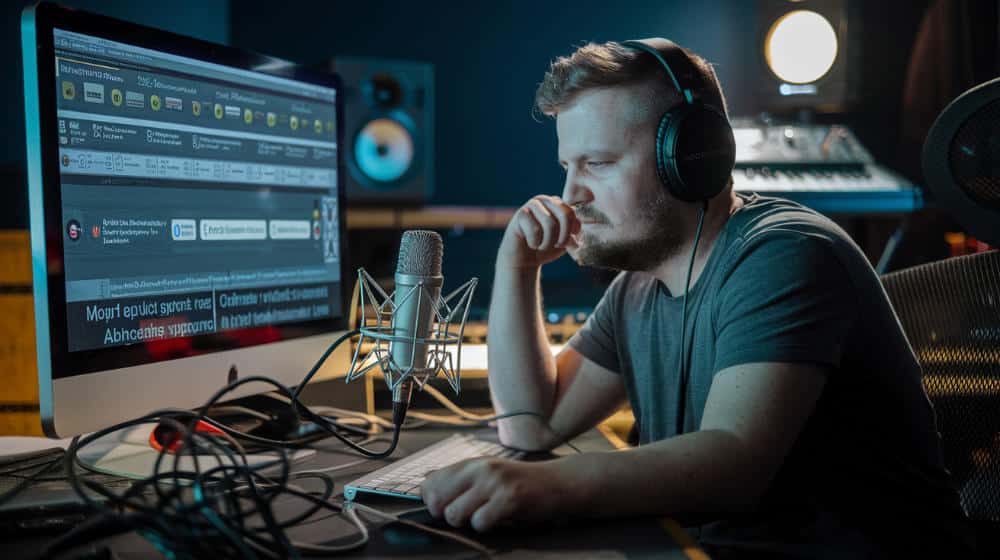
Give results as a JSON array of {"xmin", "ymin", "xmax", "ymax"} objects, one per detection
[
  {"xmin": 346, "ymin": 206, "xmax": 517, "ymax": 230},
  {"xmin": 0, "ymin": 295, "xmax": 38, "ymax": 402},
  {"xmin": 0, "ymin": 230, "xmax": 32, "ymax": 285},
  {"xmin": 0, "ymin": 409, "xmax": 43, "ymax": 437},
  {"xmin": 0, "ymin": 230, "xmax": 42, "ymax": 436}
]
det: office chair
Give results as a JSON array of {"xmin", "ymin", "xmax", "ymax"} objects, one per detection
[{"xmin": 881, "ymin": 76, "xmax": 1000, "ymax": 551}]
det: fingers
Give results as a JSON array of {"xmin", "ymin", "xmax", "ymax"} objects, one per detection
[
  {"xmin": 515, "ymin": 203, "xmax": 545, "ymax": 250},
  {"xmin": 516, "ymin": 195, "xmax": 577, "ymax": 252},
  {"xmin": 422, "ymin": 458, "xmax": 517, "ymax": 530},
  {"xmin": 470, "ymin": 492, "xmax": 518, "ymax": 533},
  {"xmin": 537, "ymin": 197, "xmax": 580, "ymax": 248},
  {"xmin": 421, "ymin": 461, "xmax": 476, "ymax": 518},
  {"xmin": 441, "ymin": 480, "xmax": 492, "ymax": 528}
]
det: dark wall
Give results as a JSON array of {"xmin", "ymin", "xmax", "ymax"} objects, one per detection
[
  {"xmin": 1, "ymin": 0, "xmax": 229, "ymax": 227},
  {"xmin": 230, "ymin": 0, "xmax": 758, "ymax": 208},
  {"xmin": 228, "ymin": 0, "xmax": 934, "ymax": 306},
  {"xmin": 228, "ymin": 0, "xmax": 936, "ymax": 207},
  {"xmin": 1, "ymin": 1, "xmax": 939, "ymax": 308}
]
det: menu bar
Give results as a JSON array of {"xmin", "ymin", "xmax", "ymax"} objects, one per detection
[{"xmin": 59, "ymin": 148, "xmax": 336, "ymax": 189}]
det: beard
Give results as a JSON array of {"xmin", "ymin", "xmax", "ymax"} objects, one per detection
[{"xmin": 570, "ymin": 189, "xmax": 683, "ymax": 271}]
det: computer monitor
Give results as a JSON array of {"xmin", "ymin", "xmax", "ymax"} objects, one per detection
[{"xmin": 21, "ymin": 2, "xmax": 351, "ymax": 439}]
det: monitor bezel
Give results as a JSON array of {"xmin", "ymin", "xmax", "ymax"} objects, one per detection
[{"xmin": 23, "ymin": 2, "xmax": 352, "ymax": 436}]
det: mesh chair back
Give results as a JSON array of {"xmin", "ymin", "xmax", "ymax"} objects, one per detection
[{"xmin": 881, "ymin": 250, "xmax": 1000, "ymax": 521}]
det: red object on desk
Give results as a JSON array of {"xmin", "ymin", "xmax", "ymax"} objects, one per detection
[{"xmin": 149, "ymin": 419, "xmax": 226, "ymax": 453}]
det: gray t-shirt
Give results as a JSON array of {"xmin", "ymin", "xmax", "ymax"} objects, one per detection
[{"xmin": 569, "ymin": 193, "xmax": 971, "ymax": 555}]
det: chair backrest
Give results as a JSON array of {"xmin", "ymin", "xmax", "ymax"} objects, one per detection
[{"xmin": 881, "ymin": 250, "xmax": 1000, "ymax": 521}]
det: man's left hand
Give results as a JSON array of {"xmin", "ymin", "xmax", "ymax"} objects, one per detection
[{"xmin": 421, "ymin": 457, "xmax": 575, "ymax": 532}]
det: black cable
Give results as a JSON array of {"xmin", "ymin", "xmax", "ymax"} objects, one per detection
[
  {"xmin": 42, "ymin": 321, "xmax": 524, "ymax": 558},
  {"xmin": 0, "ymin": 453, "xmax": 64, "ymax": 509},
  {"xmin": 0, "ymin": 447, "xmax": 64, "ymax": 474},
  {"xmin": 674, "ymin": 201, "xmax": 708, "ymax": 435},
  {"xmin": 43, "ymin": 328, "xmax": 393, "ymax": 558}
]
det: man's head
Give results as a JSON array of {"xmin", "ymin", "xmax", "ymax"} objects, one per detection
[{"xmin": 536, "ymin": 40, "xmax": 730, "ymax": 271}]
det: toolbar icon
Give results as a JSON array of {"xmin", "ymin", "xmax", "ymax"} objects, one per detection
[
  {"xmin": 314, "ymin": 119, "xmax": 322, "ymax": 134},
  {"xmin": 267, "ymin": 112, "xmax": 276, "ymax": 127},
  {"xmin": 214, "ymin": 103, "xmax": 224, "ymax": 119},
  {"xmin": 244, "ymin": 108, "xmax": 253, "ymax": 124},
  {"xmin": 290, "ymin": 115, "xmax": 299, "ymax": 130},
  {"xmin": 150, "ymin": 95, "xmax": 162, "ymax": 111},
  {"xmin": 111, "ymin": 88, "xmax": 123, "ymax": 107},
  {"xmin": 125, "ymin": 91, "xmax": 144, "ymax": 109},
  {"xmin": 83, "ymin": 82, "xmax": 105, "ymax": 104},
  {"xmin": 61, "ymin": 81, "xmax": 75, "ymax": 100},
  {"xmin": 192, "ymin": 100, "xmax": 201, "ymax": 116}
]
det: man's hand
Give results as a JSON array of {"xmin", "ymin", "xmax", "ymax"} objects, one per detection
[
  {"xmin": 498, "ymin": 195, "xmax": 581, "ymax": 269},
  {"xmin": 421, "ymin": 457, "xmax": 576, "ymax": 532}
]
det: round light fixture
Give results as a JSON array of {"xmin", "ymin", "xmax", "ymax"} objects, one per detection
[{"xmin": 765, "ymin": 10, "xmax": 838, "ymax": 84}]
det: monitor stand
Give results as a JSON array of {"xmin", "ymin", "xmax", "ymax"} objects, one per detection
[{"xmin": 76, "ymin": 392, "xmax": 316, "ymax": 480}]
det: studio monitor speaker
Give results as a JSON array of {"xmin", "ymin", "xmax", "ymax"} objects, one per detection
[{"xmin": 323, "ymin": 57, "xmax": 434, "ymax": 206}]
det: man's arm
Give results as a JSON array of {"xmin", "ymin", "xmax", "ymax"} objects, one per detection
[
  {"xmin": 423, "ymin": 361, "xmax": 826, "ymax": 530},
  {"xmin": 557, "ymin": 361, "xmax": 827, "ymax": 516},
  {"xmin": 489, "ymin": 195, "xmax": 626, "ymax": 450}
]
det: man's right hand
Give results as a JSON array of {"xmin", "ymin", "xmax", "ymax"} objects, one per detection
[{"xmin": 498, "ymin": 195, "xmax": 581, "ymax": 269}]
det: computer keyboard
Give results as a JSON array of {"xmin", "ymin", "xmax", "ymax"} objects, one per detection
[{"xmin": 343, "ymin": 434, "xmax": 523, "ymax": 501}]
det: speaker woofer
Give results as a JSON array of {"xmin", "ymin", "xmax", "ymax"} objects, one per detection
[{"xmin": 353, "ymin": 117, "xmax": 415, "ymax": 184}]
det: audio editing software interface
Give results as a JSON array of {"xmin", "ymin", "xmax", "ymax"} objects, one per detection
[{"xmin": 52, "ymin": 29, "xmax": 342, "ymax": 352}]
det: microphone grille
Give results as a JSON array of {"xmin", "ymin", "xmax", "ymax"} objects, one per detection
[{"xmin": 397, "ymin": 230, "xmax": 443, "ymax": 275}]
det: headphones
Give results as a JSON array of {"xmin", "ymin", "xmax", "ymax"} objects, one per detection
[
  {"xmin": 621, "ymin": 39, "xmax": 734, "ymax": 436},
  {"xmin": 621, "ymin": 38, "xmax": 736, "ymax": 203}
]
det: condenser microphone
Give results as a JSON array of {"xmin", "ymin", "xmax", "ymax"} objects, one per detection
[{"xmin": 389, "ymin": 230, "xmax": 444, "ymax": 425}]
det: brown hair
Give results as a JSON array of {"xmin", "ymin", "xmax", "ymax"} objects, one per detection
[{"xmin": 534, "ymin": 41, "xmax": 728, "ymax": 120}]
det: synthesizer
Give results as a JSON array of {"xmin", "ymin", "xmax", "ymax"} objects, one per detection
[{"xmin": 731, "ymin": 118, "xmax": 921, "ymax": 213}]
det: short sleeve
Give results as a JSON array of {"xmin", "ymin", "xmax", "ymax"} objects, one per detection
[
  {"xmin": 567, "ymin": 272, "xmax": 626, "ymax": 373},
  {"xmin": 714, "ymin": 235, "xmax": 858, "ymax": 373}
]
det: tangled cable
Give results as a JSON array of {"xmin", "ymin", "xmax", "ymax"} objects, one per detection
[{"xmin": 38, "ymin": 328, "xmax": 575, "ymax": 559}]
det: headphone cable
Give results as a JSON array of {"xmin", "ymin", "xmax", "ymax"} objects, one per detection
[{"xmin": 675, "ymin": 200, "xmax": 709, "ymax": 435}]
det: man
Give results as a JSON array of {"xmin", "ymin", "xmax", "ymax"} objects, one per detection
[{"xmin": 422, "ymin": 40, "xmax": 973, "ymax": 556}]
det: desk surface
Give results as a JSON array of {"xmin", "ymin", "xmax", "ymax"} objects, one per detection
[{"xmin": 5, "ymin": 426, "xmax": 707, "ymax": 559}]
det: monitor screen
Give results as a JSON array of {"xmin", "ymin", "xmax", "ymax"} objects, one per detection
[
  {"xmin": 23, "ymin": 4, "xmax": 350, "ymax": 437},
  {"xmin": 52, "ymin": 29, "xmax": 342, "ymax": 367}
]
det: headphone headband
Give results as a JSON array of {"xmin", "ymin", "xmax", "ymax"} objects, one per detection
[
  {"xmin": 620, "ymin": 38, "xmax": 735, "ymax": 203},
  {"xmin": 620, "ymin": 38, "xmax": 705, "ymax": 105}
]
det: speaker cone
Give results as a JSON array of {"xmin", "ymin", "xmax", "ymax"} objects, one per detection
[{"xmin": 354, "ymin": 118, "xmax": 415, "ymax": 183}]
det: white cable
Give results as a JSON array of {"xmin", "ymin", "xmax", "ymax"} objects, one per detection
[
  {"xmin": 239, "ymin": 481, "xmax": 371, "ymax": 555},
  {"xmin": 421, "ymin": 384, "xmax": 499, "ymax": 421},
  {"xmin": 406, "ymin": 411, "xmax": 482, "ymax": 426},
  {"xmin": 311, "ymin": 406, "xmax": 393, "ymax": 429},
  {"xmin": 294, "ymin": 458, "xmax": 369, "ymax": 475},
  {"xmin": 347, "ymin": 501, "xmax": 495, "ymax": 559},
  {"xmin": 289, "ymin": 504, "xmax": 369, "ymax": 554}
]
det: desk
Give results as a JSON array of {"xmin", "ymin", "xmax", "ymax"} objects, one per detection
[{"xmin": 5, "ymin": 426, "xmax": 707, "ymax": 559}]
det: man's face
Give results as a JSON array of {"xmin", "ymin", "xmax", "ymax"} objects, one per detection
[{"xmin": 556, "ymin": 85, "xmax": 683, "ymax": 271}]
